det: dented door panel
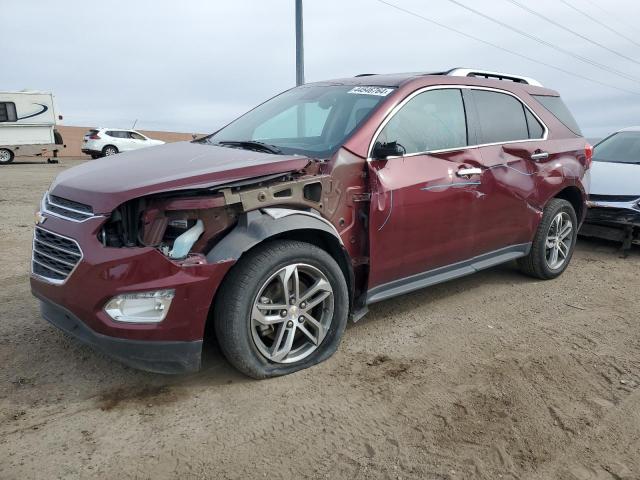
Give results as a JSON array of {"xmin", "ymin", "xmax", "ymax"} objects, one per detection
[{"xmin": 367, "ymin": 148, "xmax": 484, "ymax": 289}]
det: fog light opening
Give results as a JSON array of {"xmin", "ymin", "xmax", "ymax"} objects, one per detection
[{"xmin": 104, "ymin": 289, "xmax": 175, "ymax": 323}]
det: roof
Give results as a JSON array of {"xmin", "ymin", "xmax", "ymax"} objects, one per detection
[
  {"xmin": 619, "ymin": 126, "xmax": 640, "ymax": 133},
  {"xmin": 0, "ymin": 90, "xmax": 53, "ymax": 95},
  {"xmin": 309, "ymin": 68, "xmax": 559, "ymax": 96}
]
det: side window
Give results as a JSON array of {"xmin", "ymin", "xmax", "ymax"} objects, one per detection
[
  {"xmin": 130, "ymin": 132, "xmax": 146, "ymax": 140},
  {"xmin": 525, "ymin": 109, "xmax": 544, "ymax": 139},
  {"xmin": 377, "ymin": 89, "xmax": 468, "ymax": 154},
  {"xmin": 471, "ymin": 90, "xmax": 529, "ymax": 144},
  {"xmin": 106, "ymin": 131, "xmax": 117, "ymax": 137},
  {"xmin": 0, "ymin": 102, "xmax": 18, "ymax": 122}
]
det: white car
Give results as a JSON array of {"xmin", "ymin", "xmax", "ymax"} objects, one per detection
[
  {"xmin": 81, "ymin": 128, "xmax": 165, "ymax": 158},
  {"xmin": 582, "ymin": 127, "xmax": 640, "ymax": 250}
]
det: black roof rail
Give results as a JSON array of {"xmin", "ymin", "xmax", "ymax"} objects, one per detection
[{"xmin": 354, "ymin": 73, "xmax": 378, "ymax": 77}]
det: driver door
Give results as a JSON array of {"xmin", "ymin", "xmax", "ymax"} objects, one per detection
[{"xmin": 367, "ymin": 87, "xmax": 484, "ymax": 297}]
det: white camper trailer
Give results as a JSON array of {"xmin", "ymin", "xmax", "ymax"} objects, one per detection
[{"xmin": 0, "ymin": 91, "xmax": 65, "ymax": 164}]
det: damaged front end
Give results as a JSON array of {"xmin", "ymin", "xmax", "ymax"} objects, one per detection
[
  {"xmin": 581, "ymin": 196, "xmax": 640, "ymax": 250},
  {"xmin": 98, "ymin": 170, "xmax": 334, "ymax": 264}
]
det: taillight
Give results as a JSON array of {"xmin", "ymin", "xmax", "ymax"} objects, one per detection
[
  {"xmin": 585, "ymin": 143, "xmax": 593, "ymax": 169},
  {"xmin": 89, "ymin": 134, "xmax": 101, "ymax": 140}
]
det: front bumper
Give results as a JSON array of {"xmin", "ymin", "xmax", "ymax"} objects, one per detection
[
  {"xmin": 581, "ymin": 203, "xmax": 640, "ymax": 244},
  {"xmin": 37, "ymin": 294, "xmax": 202, "ymax": 374},
  {"xmin": 30, "ymin": 214, "xmax": 235, "ymax": 373}
]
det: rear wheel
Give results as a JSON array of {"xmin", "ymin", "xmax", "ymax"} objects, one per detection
[
  {"xmin": 214, "ymin": 240, "xmax": 349, "ymax": 379},
  {"xmin": 518, "ymin": 198, "xmax": 578, "ymax": 279},
  {"xmin": 102, "ymin": 145, "xmax": 118, "ymax": 157},
  {"xmin": 0, "ymin": 148, "xmax": 14, "ymax": 164}
]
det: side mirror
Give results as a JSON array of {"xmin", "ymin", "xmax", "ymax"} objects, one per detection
[{"xmin": 372, "ymin": 141, "xmax": 405, "ymax": 159}]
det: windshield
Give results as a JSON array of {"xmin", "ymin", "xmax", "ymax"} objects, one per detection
[
  {"xmin": 203, "ymin": 85, "xmax": 394, "ymax": 158},
  {"xmin": 593, "ymin": 131, "xmax": 640, "ymax": 164}
]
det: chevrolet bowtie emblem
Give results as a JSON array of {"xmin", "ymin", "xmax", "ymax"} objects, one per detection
[{"xmin": 35, "ymin": 211, "xmax": 47, "ymax": 225}]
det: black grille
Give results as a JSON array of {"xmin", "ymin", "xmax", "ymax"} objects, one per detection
[
  {"xmin": 32, "ymin": 228, "xmax": 82, "ymax": 283},
  {"xmin": 45, "ymin": 194, "xmax": 94, "ymax": 221},
  {"xmin": 590, "ymin": 194, "xmax": 640, "ymax": 203}
]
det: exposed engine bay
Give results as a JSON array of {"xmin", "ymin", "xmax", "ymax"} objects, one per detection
[{"xmin": 99, "ymin": 171, "xmax": 333, "ymax": 262}]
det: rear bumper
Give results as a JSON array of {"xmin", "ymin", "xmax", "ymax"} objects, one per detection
[
  {"xmin": 37, "ymin": 294, "xmax": 203, "ymax": 374},
  {"xmin": 81, "ymin": 148, "xmax": 101, "ymax": 155}
]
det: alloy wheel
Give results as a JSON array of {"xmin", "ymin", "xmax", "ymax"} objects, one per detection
[
  {"xmin": 545, "ymin": 211, "xmax": 573, "ymax": 270},
  {"xmin": 0, "ymin": 149, "xmax": 12, "ymax": 163},
  {"xmin": 250, "ymin": 263, "xmax": 334, "ymax": 364}
]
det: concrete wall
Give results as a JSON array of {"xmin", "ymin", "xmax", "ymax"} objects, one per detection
[{"xmin": 55, "ymin": 125, "xmax": 201, "ymax": 157}]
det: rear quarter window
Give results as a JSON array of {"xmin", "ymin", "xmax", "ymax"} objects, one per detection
[{"xmin": 532, "ymin": 95, "xmax": 582, "ymax": 136}]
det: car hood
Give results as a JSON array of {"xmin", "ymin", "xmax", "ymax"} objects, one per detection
[
  {"xmin": 50, "ymin": 141, "xmax": 311, "ymax": 214},
  {"xmin": 590, "ymin": 161, "xmax": 640, "ymax": 197}
]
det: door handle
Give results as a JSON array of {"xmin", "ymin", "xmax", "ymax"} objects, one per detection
[
  {"xmin": 456, "ymin": 167, "xmax": 482, "ymax": 177},
  {"xmin": 530, "ymin": 151, "xmax": 549, "ymax": 161}
]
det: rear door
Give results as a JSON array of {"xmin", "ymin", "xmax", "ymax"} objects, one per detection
[
  {"xmin": 367, "ymin": 87, "xmax": 485, "ymax": 291},
  {"xmin": 467, "ymin": 88, "xmax": 547, "ymax": 255},
  {"xmin": 114, "ymin": 131, "xmax": 134, "ymax": 151}
]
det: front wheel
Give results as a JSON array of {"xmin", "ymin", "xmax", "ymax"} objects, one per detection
[
  {"xmin": 518, "ymin": 198, "xmax": 578, "ymax": 279},
  {"xmin": 0, "ymin": 148, "xmax": 14, "ymax": 164},
  {"xmin": 214, "ymin": 240, "xmax": 349, "ymax": 379}
]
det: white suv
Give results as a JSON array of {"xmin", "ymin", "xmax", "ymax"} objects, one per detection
[{"xmin": 82, "ymin": 128, "xmax": 165, "ymax": 158}]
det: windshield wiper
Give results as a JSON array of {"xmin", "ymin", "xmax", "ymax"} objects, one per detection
[{"xmin": 216, "ymin": 140, "xmax": 282, "ymax": 154}]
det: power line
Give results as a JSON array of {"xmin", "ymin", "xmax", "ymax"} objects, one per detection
[
  {"xmin": 505, "ymin": 0, "xmax": 640, "ymax": 67},
  {"xmin": 443, "ymin": 0, "xmax": 640, "ymax": 85},
  {"xmin": 371, "ymin": 0, "xmax": 640, "ymax": 96},
  {"xmin": 580, "ymin": 0, "xmax": 640, "ymax": 36},
  {"xmin": 558, "ymin": 0, "xmax": 640, "ymax": 48}
]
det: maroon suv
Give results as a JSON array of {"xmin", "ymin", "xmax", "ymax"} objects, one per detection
[{"xmin": 31, "ymin": 68, "xmax": 591, "ymax": 378}]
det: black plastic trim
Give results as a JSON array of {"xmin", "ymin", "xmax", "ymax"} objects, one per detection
[
  {"xmin": 366, "ymin": 243, "xmax": 531, "ymax": 305},
  {"xmin": 35, "ymin": 293, "xmax": 202, "ymax": 374},
  {"xmin": 207, "ymin": 209, "xmax": 343, "ymax": 262}
]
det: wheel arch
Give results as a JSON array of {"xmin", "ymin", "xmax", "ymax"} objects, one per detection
[
  {"xmin": 102, "ymin": 144, "xmax": 118, "ymax": 153},
  {"xmin": 553, "ymin": 185, "xmax": 585, "ymax": 223},
  {"xmin": 207, "ymin": 208, "xmax": 355, "ymax": 311}
]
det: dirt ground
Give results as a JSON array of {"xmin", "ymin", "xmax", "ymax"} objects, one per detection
[{"xmin": 1, "ymin": 157, "xmax": 639, "ymax": 480}]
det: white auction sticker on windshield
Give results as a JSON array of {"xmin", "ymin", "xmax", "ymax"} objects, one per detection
[{"xmin": 348, "ymin": 86, "xmax": 394, "ymax": 96}]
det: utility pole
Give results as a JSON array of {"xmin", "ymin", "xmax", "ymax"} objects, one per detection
[{"xmin": 295, "ymin": 0, "xmax": 304, "ymax": 86}]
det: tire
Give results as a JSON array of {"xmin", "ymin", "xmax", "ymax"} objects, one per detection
[
  {"xmin": 53, "ymin": 129, "xmax": 64, "ymax": 145},
  {"xmin": 214, "ymin": 240, "xmax": 349, "ymax": 379},
  {"xmin": 0, "ymin": 148, "xmax": 14, "ymax": 165},
  {"xmin": 518, "ymin": 198, "xmax": 578, "ymax": 280},
  {"xmin": 102, "ymin": 145, "xmax": 118, "ymax": 157},
  {"xmin": 91, "ymin": 154, "xmax": 100, "ymax": 160}
]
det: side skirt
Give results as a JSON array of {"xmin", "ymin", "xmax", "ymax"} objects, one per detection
[{"xmin": 366, "ymin": 243, "xmax": 531, "ymax": 305}]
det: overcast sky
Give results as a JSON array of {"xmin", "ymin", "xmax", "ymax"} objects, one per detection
[{"xmin": 2, "ymin": 0, "xmax": 639, "ymax": 138}]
